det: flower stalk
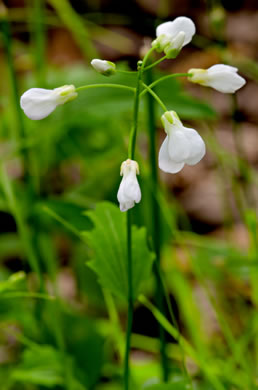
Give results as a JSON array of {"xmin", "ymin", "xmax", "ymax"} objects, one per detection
[
  {"xmin": 145, "ymin": 66, "xmax": 169, "ymax": 381},
  {"xmin": 123, "ymin": 53, "xmax": 144, "ymax": 390},
  {"xmin": 124, "ymin": 210, "xmax": 134, "ymax": 390}
]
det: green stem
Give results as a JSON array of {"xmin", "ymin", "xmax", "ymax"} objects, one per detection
[
  {"xmin": 123, "ymin": 48, "xmax": 156, "ymax": 389},
  {"xmin": 145, "ymin": 66, "xmax": 169, "ymax": 381},
  {"xmin": 128, "ymin": 71, "xmax": 141, "ymax": 159},
  {"xmin": 76, "ymin": 83, "xmax": 135, "ymax": 93},
  {"xmin": 124, "ymin": 47, "xmax": 160, "ymax": 389},
  {"xmin": 124, "ymin": 211, "xmax": 134, "ymax": 390},
  {"xmin": 143, "ymin": 54, "xmax": 167, "ymax": 72},
  {"xmin": 141, "ymin": 82, "xmax": 167, "ymax": 112},
  {"xmin": 117, "ymin": 69, "xmax": 137, "ymax": 75},
  {"xmin": 1, "ymin": 292, "xmax": 54, "ymax": 300},
  {"xmin": 140, "ymin": 73, "xmax": 192, "ymax": 98},
  {"xmin": 141, "ymin": 46, "xmax": 156, "ymax": 68}
]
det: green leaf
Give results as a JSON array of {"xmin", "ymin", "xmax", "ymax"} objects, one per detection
[
  {"xmin": 0, "ymin": 271, "xmax": 26, "ymax": 294},
  {"xmin": 11, "ymin": 345, "xmax": 64, "ymax": 387},
  {"xmin": 143, "ymin": 382, "xmax": 189, "ymax": 390},
  {"xmin": 84, "ymin": 202, "xmax": 155, "ymax": 301}
]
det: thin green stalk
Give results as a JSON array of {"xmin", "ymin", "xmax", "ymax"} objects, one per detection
[
  {"xmin": 124, "ymin": 211, "xmax": 134, "ymax": 390},
  {"xmin": 1, "ymin": 292, "xmax": 54, "ymax": 300},
  {"xmin": 76, "ymin": 83, "xmax": 135, "ymax": 93},
  {"xmin": 123, "ymin": 50, "xmax": 152, "ymax": 389},
  {"xmin": 140, "ymin": 73, "xmax": 192, "ymax": 98},
  {"xmin": 141, "ymin": 46, "xmax": 156, "ymax": 68},
  {"xmin": 143, "ymin": 54, "xmax": 167, "ymax": 72},
  {"xmin": 141, "ymin": 82, "xmax": 167, "ymax": 111},
  {"xmin": 0, "ymin": 164, "xmax": 43, "ymax": 288},
  {"xmin": 117, "ymin": 69, "xmax": 137, "ymax": 75},
  {"xmin": 145, "ymin": 67, "xmax": 169, "ymax": 381},
  {"xmin": 128, "ymin": 71, "xmax": 141, "ymax": 159}
]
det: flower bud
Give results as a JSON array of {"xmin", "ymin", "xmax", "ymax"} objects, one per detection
[
  {"xmin": 188, "ymin": 64, "xmax": 246, "ymax": 93},
  {"xmin": 20, "ymin": 85, "xmax": 77, "ymax": 120},
  {"xmin": 152, "ymin": 17, "xmax": 195, "ymax": 56},
  {"xmin": 91, "ymin": 59, "xmax": 116, "ymax": 76},
  {"xmin": 164, "ymin": 31, "xmax": 186, "ymax": 59},
  {"xmin": 117, "ymin": 159, "xmax": 141, "ymax": 212}
]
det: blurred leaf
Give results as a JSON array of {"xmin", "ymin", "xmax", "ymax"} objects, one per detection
[
  {"xmin": 64, "ymin": 314, "xmax": 104, "ymax": 388},
  {"xmin": 36, "ymin": 198, "xmax": 93, "ymax": 233},
  {"xmin": 0, "ymin": 233, "xmax": 22, "ymax": 261},
  {"xmin": 48, "ymin": 0, "xmax": 97, "ymax": 59},
  {"xmin": 84, "ymin": 202, "xmax": 155, "ymax": 301},
  {"xmin": 0, "ymin": 271, "xmax": 26, "ymax": 293},
  {"xmin": 11, "ymin": 345, "xmax": 64, "ymax": 387},
  {"xmin": 143, "ymin": 384, "xmax": 188, "ymax": 390}
]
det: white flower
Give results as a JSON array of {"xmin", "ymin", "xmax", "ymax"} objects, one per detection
[
  {"xmin": 152, "ymin": 17, "xmax": 196, "ymax": 58},
  {"xmin": 159, "ymin": 111, "xmax": 205, "ymax": 174},
  {"xmin": 20, "ymin": 85, "xmax": 77, "ymax": 120},
  {"xmin": 91, "ymin": 59, "xmax": 116, "ymax": 76},
  {"xmin": 117, "ymin": 159, "xmax": 141, "ymax": 212},
  {"xmin": 188, "ymin": 64, "xmax": 246, "ymax": 93}
]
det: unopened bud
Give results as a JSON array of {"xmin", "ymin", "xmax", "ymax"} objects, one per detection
[{"xmin": 91, "ymin": 59, "xmax": 116, "ymax": 76}]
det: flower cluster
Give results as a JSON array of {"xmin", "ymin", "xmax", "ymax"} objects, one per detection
[
  {"xmin": 19, "ymin": 16, "xmax": 246, "ymax": 213},
  {"xmin": 152, "ymin": 17, "xmax": 195, "ymax": 58}
]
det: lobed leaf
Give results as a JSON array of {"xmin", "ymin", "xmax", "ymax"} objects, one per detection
[{"xmin": 84, "ymin": 202, "xmax": 155, "ymax": 301}]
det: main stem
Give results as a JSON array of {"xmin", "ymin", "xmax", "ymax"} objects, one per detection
[
  {"xmin": 124, "ymin": 57, "xmax": 144, "ymax": 390},
  {"xmin": 124, "ymin": 47, "xmax": 163, "ymax": 388},
  {"xmin": 145, "ymin": 67, "xmax": 169, "ymax": 381},
  {"xmin": 124, "ymin": 211, "xmax": 134, "ymax": 390}
]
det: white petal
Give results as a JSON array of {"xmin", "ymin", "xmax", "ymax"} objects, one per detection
[
  {"xmin": 20, "ymin": 88, "xmax": 57, "ymax": 120},
  {"xmin": 91, "ymin": 59, "xmax": 109, "ymax": 72},
  {"xmin": 207, "ymin": 65, "xmax": 246, "ymax": 93},
  {"xmin": 208, "ymin": 64, "xmax": 238, "ymax": 73},
  {"xmin": 168, "ymin": 129, "xmax": 190, "ymax": 162},
  {"xmin": 123, "ymin": 171, "xmax": 141, "ymax": 203},
  {"xmin": 117, "ymin": 171, "xmax": 141, "ymax": 212},
  {"xmin": 158, "ymin": 136, "xmax": 185, "ymax": 173},
  {"xmin": 156, "ymin": 17, "xmax": 195, "ymax": 47},
  {"xmin": 120, "ymin": 200, "xmax": 134, "ymax": 212},
  {"xmin": 183, "ymin": 128, "xmax": 206, "ymax": 165}
]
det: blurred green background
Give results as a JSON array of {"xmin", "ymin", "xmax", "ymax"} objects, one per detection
[{"xmin": 0, "ymin": 0, "xmax": 258, "ymax": 389}]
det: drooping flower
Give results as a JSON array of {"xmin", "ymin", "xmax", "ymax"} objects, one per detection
[
  {"xmin": 91, "ymin": 59, "xmax": 116, "ymax": 76},
  {"xmin": 188, "ymin": 64, "xmax": 246, "ymax": 93},
  {"xmin": 159, "ymin": 111, "xmax": 205, "ymax": 174},
  {"xmin": 20, "ymin": 85, "xmax": 77, "ymax": 120},
  {"xmin": 152, "ymin": 17, "xmax": 196, "ymax": 58},
  {"xmin": 117, "ymin": 159, "xmax": 141, "ymax": 212}
]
